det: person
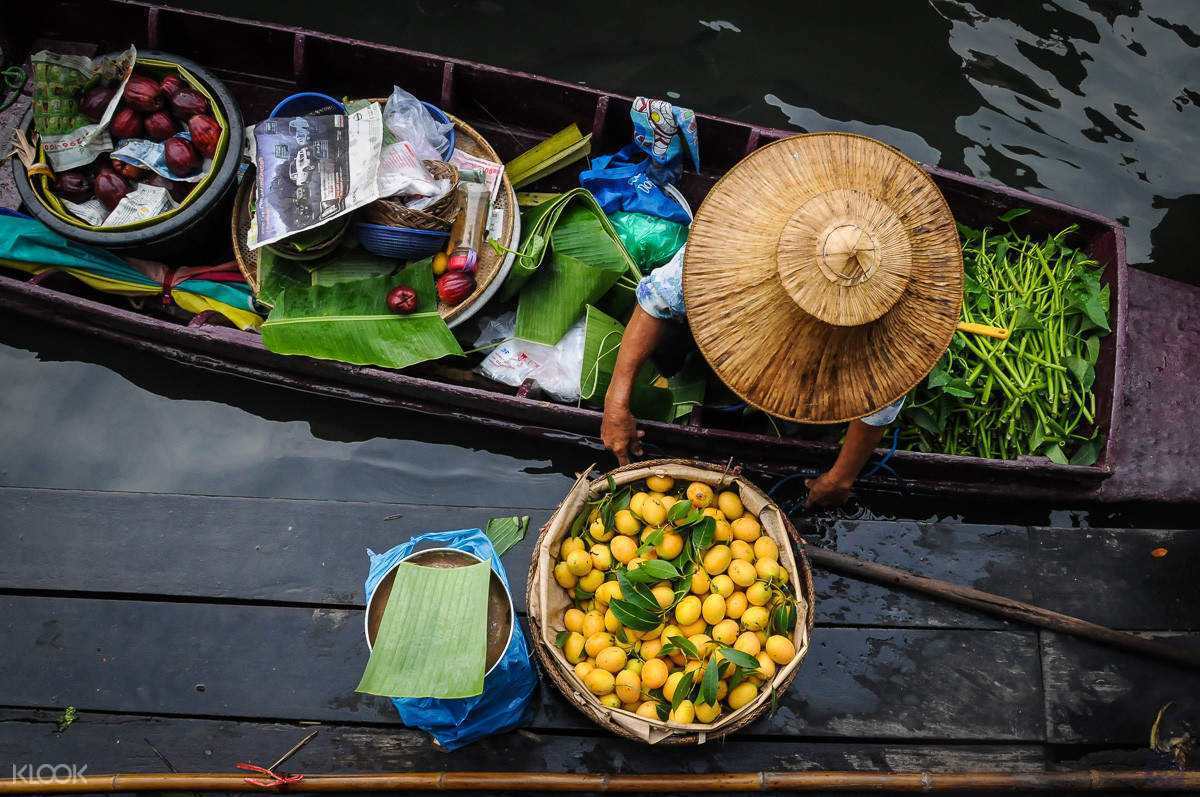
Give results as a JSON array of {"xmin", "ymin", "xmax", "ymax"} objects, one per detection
[
  {"xmin": 597, "ymin": 133, "xmax": 963, "ymax": 510},
  {"xmin": 600, "ymin": 253, "xmax": 904, "ymax": 508}
]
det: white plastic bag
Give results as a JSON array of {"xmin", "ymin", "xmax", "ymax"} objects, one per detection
[
  {"xmin": 478, "ymin": 317, "xmax": 586, "ymax": 403},
  {"xmin": 383, "ymin": 86, "xmax": 452, "ymax": 162}
]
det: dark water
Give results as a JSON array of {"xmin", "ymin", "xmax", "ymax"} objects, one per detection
[{"xmin": 3, "ymin": 1, "xmax": 1197, "ymax": 520}]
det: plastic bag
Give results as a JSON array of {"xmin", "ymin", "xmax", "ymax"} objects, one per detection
[
  {"xmin": 364, "ymin": 529, "xmax": 537, "ymax": 751},
  {"xmin": 609, "ymin": 211, "xmax": 689, "ymax": 270},
  {"xmin": 383, "ymin": 86, "xmax": 453, "ymax": 162},
  {"xmin": 478, "ymin": 317, "xmax": 586, "ymax": 402},
  {"xmin": 579, "ymin": 97, "xmax": 699, "ymax": 225}
]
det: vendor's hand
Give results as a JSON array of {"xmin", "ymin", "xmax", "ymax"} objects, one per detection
[
  {"xmin": 601, "ymin": 403, "xmax": 644, "ymax": 466},
  {"xmin": 805, "ymin": 471, "xmax": 853, "ymax": 509}
]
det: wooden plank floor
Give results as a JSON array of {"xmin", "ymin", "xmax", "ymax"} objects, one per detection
[{"xmin": 3, "ymin": 484, "xmax": 1198, "ymax": 784}]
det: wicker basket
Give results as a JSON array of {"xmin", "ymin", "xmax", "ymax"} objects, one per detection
[
  {"xmin": 526, "ymin": 459, "xmax": 815, "ymax": 745},
  {"xmin": 364, "ymin": 160, "xmax": 461, "ymax": 232},
  {"xmin": 232, "ymin": 111, "xmax": 517, "ymax": 324}
]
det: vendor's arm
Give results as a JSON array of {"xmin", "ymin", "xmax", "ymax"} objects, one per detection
[
  {"xmin": 601, "ymin": 250, "xmax": 687, "ymax": 465},
  {"xmin": 805, "ymin": 398, "xmax": 903, "ymax": 508},
  {"xmin": 602, "ymin": 306, "xmax": 667, "ymax": 464}
]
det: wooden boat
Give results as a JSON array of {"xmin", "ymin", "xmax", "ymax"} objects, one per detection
[{"xmin": 3, "ymin": 0, "xmax": 1198, "ymax": 505}]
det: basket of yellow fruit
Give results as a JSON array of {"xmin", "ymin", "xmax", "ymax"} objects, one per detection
[{"xmin": 526, "ymin": 459, "xmax": 814, "ymax": 745}]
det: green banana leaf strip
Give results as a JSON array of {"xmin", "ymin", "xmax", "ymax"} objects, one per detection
[
  {"xmin": 498, "ymin": 188, "xmax": 641, "ymax": 312},
  {"xmin": 579, "ymin": 305, "xmax": 673, "ymax": 422},
  {"xmin": 516, "ymin": 251, "xmax": 624, "ymax": 345},
  {"xmin": 484, "ymin": 515, "xmax": 529, "ymax": 557},
  {"xmin": 261, "ymin": 258, "xmax": 463, "ymax": 370}
]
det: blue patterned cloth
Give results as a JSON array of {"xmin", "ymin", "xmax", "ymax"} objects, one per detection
[{"xmin": 635, "ymin": 246, "xmax": 904, "ymax": 426}]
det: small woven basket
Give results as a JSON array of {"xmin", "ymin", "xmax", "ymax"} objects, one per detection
[
  {"xmin": 526, "ymin": 458, "xmax": 815, "ymax": 746},
  {"xmin": 364, "ymin": 161, "xmax": 461, "ymax": 232}
]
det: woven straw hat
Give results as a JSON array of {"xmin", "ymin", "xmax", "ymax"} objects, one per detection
[{"xmin": 683, "ymin": 133, "xmax": 963, "ymax": 423}]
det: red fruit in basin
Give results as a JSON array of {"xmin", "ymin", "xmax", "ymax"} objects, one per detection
[
  {"xmin": 94, "ymin": 168, "xmax": 130, "ymax": 211},
  {"xmin": 187, "ymin": 114, "xmax": 221, "ymax": 159},
  {"xmin": 123, "ymin": 74, "xmax": 164, "ymax": 112},
  {"xmin": 170, "ymin": 88, "xmax": 209, "ymax": 119},
  {"xmin": 54, "ymin": 170, "xmax": 92, "ymax": 203},
  {"xmin": 110, "ymin": 158, "xmax": 144, "ymax": 181},
  {"xmin": 110, "ymin": 107, "xmax": 143, "ymax": 139},
  {"xmin": 387, "ymin": 285, "xmax": 419, "ymax": 315},
  {"xmin": 160, "ymin": 74, "xmax": 185, "ymax": 98},
  {"xmin": 144, "ymin": 110, "xmax": 178, "ymax": 142},
  {"xmin": 436, "ymin": 271, "xmax": 475, "ymax": 306},
  {"xmin": 79, "ymin": 86, "xmax": 115, "ymax": 123},
  {"xmin": 164, "ymin": 137, "xmax": 201, "ymax": 177}
]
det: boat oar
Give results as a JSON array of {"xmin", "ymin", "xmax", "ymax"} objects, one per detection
[{"xmin": 799, "ymin": 543, "xmax": 1200, "ymax": 671}]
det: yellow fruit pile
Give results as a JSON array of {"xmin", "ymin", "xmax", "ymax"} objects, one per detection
[{"xmin": 551, "ymin": 474, "xmax": 800, "ymax": 725}]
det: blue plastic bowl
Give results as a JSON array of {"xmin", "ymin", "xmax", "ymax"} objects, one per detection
[
  {"xmin": 269, "ymin": 92, "xmax": 346, "ymax": 118},
  {"xmin": 421, "ymin": 102, "xmax": 456, "ymax": 159},
  {"xmin": 356, "ymin": 222, "xmax": 449, "ymax": 260}
]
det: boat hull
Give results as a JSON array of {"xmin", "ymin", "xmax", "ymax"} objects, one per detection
[{"xmin": 0, "ymin": 0, "xmax": 1150, "ymax": 504}]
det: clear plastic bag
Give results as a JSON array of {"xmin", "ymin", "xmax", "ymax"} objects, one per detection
[
  {"xmin": 478, "ymin": 317, "xmax": 586, "ymax": 403},
  {"xmin": 383, "ymin": 86, "xmax": 453, "ymax": 162}
]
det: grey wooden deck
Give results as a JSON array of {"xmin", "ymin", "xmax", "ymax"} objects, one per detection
[{"xmin": 2, "ymin": 482, "xmax": 1197, "ymax": 781}]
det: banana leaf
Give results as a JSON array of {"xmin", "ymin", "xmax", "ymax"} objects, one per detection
[
  {"xmin": 498, "ymin": 188, "xmax": 639, "ymax": 302},
  {"xmin": 579, "ymin": 305, "xmax": 673, "ymax": 422},
  {"xmin": 504, "ymin": 124, "xmax": 592, "ymax": 189},
  {"xmin": 515, "ymin": 200, "xmax": 638, "ymax": 344},
  {"xmin": 667, "ymin": 354, "xmax": 709, "ymax": 421},
  {"xmin": 261, "ymin": 257, "xmax": 463, "ymax": 370},
  {"xmin": 310, "ymin": 250, "xmax": 398, "ymax": 287},
  {"xmin": 256, "ymin": 248, "xmax": 310, "ymax": 308}
]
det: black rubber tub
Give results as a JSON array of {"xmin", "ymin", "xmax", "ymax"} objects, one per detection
[{"xmin": 12, "ymin": 50, "xmax": 243, "ymax": 265}]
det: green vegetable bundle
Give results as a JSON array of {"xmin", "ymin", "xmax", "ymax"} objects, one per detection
[{"xmin": 897, "ymin": 210, "xmax": 1110, "ymax": 465}]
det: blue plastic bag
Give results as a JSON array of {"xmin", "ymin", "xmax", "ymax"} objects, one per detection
[
  {"xmin": 364, "ymin": 529, "xmax": 537, "ymax": 750},
  {"xmin": 580, "ymin": 97, "xmax": 699, "ymax": 225}
]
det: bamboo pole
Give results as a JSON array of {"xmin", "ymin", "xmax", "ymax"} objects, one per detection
[
  {"xmin": 801, "ymin": 544, "xmax": 1200, "ymax": 670},
  {"xmin": 2, "ymin": 770, "xmax": 1199, "ymax": 794}
]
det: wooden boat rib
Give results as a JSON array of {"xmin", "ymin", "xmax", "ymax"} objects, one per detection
[{"xmin": 3, "ymin": 0, "xmax": 1196, "ymax": 505}]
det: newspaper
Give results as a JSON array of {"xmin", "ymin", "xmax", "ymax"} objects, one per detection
[
  {"xmin": 102, "ymin": 184, "xmax": 175, "ymax": 227},
  {"xmin": 249, "ymin": 104, "xmax": 384, "ymax": 249},
  {"xmin": 31, "ymin": 46, "xmax": 136, "ymax": 171},
  {"xmin": 61, "ymin": 197, "xmax": 108, "ymax": 226},
  {"xmin": 111, "ymin": 134, "xmax": 211, "ymax": 183}
]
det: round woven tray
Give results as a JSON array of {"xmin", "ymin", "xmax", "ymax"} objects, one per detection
[
  {"xmin": 526, "ymin": 458, "xmax": 816, "ymax": 746},
  {"xmin": 232, "ymin": 111, "xmax": 517, "ymax": 325}
]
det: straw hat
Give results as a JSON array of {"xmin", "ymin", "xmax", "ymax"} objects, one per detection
[{"xmin": 682, "ymin": 133, "xmax": 962, "ymax": 423}]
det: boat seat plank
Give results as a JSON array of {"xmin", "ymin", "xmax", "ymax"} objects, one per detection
[
  {"xmin": 0, "ymin": 487, "xmax": 551, "ymax": 612},
  {"xmin": 0, "ymin": 596, "xmax": 1044, "ymax": 741},
  {"xmin": 1030, "ymin": 526, "xmax": 1200, "ymax": 632},
  {"xmin": 1040, "ymin": 630, "xmax": 1200, "ymax": 745},
  {"xmin": 0, "ymin": 709, "xmax": 1048, "ymax": 774},
  {"xmin": 814, "ymin": 519, "xmax": 1031, "ymax": 629},
  {"xmin": 1099, "ymin": 267, "xmax": 1200, "ymax": 504}
]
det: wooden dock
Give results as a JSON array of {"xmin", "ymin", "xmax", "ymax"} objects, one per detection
[{"xmin": 2, "ymin": 483, "xmax": 1197, "ymax": 778}]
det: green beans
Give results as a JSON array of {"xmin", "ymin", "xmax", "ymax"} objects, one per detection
[{"xmin": 898, "ymin": 211, "xmax": 1109, "ymax": 466}]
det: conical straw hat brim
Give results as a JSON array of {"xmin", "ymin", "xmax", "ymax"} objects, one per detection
[{"xmin": 683, "ymin": 133, "xmax": 963, "ymax": 424}]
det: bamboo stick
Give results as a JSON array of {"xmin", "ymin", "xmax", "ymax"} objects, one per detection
[
  {"xmin": 2, "ymin": 770, "xmax": 1199, "ymax": 794},
  {"xmin": 801, "ymin": 544, "xmax": 1200, "ymax": 670}
]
